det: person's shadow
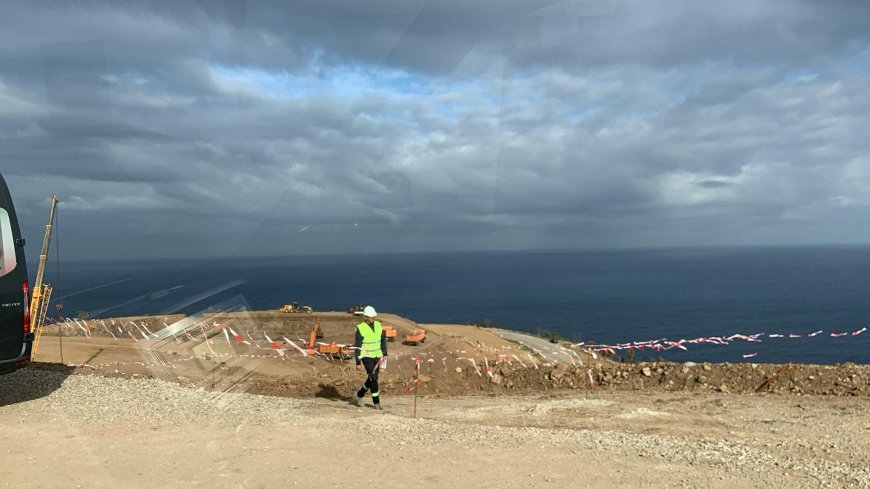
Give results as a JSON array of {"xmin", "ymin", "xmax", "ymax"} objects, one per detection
[
  {"xmin": 0, "ymin": 363, "xmax": 75, "ymax": 407},
  {"xmin": 314, "ymin": 383, "xmax": 345, "ymax": 399},
  {"xmin": 314, "ymin": 383, "xmax": 365, "ymax": 407}
]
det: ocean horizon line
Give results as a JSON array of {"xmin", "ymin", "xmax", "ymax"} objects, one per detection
[{"xmin": 42, "ymin": 242, "xmax": 870, "ymax": 266}]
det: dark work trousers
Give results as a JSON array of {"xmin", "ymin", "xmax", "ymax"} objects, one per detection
[{"xmin": 357, "ymin": 357, "xmax": 381, "ymax": 404}]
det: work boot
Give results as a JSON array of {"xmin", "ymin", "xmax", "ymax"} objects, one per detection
[
  {"xmin": 352, "ymin": 396, "xmax": 362, "ymax": 407},
  {"xmin": 373, "ymin": 403, "xmax": 383, "ymax": 410}
]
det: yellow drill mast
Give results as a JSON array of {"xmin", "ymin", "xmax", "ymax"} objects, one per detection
[{"xmin": 30, "ymin": 195, "xmax": 59, "ymax": 358}]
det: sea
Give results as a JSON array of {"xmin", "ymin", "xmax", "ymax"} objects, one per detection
[{"xmin": 40, "ymin": 246, "xmax": 870, "ymax": 365}]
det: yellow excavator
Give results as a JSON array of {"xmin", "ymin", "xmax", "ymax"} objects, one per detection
[{"xmin": 279, "ymin": 302, "xmax": 313, "ymax": 313}]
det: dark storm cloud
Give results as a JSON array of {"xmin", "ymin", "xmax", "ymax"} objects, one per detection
[
  {"xmin": 1, "ymin": 0, "xmax": 869, "ymax": 260},
  {"xmin": 219, "ymin": 0, "xmax": 870, "ymax": 73}
]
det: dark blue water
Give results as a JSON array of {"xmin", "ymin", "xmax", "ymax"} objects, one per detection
[{"xmin": 40, "ymin": 247, "xmax": 870, "ymax": 364}]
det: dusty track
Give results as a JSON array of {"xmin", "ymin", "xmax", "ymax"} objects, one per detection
[
  {"xmin": 5, "ymin": 312, "xmax": 870, "ymax": 488},
  {"xmin": 1, "ymin": 368, "xmax": 868, "ymax": 489}
]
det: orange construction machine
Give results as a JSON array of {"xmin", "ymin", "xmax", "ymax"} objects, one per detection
[
  {"xmin": 315, "ymin": 342, "xmax": 353, "ymax": 359},
  {"xmin": 383, "ymin": 325, "xmax": 397, "ymax": 342},
  {"xmin": 302, "ymin": 317, "xmax": 352, "ymax": 358},
  {"xmin": 403, "ymin": 329, "xmax": 426, "ymax": 345}
]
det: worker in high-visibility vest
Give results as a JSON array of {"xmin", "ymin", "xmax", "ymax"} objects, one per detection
[{"xmin": 354, "ymin": 306, "xmax": 388, "ymax": 409}]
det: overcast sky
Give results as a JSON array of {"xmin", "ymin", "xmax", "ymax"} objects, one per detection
[{"xmin": 3, "ymin": 0, "xmax": 870, "ymax": 261}]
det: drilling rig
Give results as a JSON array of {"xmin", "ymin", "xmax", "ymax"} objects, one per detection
[{"xmin": 30, "ymin": 195, "xmax": 58, "ymax": 358}]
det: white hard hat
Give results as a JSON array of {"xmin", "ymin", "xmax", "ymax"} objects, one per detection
[{"xmin": 363, "ymin": 306, "xmax": 377, "ymax": 318}]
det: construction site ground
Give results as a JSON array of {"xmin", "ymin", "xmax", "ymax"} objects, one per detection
[{"xmin": 3, "ymin": 311, "xmax": 869, "ymax": 488}]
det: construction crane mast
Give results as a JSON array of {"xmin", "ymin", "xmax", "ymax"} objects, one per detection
[{"xmin": 30, "ymin": 195, "xmax": 59, "ymax": 358}]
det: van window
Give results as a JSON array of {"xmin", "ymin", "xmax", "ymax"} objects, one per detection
[{"xmin": 0, "ymin": 208, "xmax": 18, "ymax": 277}]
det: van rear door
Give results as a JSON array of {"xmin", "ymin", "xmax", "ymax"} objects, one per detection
[{"xmin": 0, "ymin": 175, "xmax": 28, "ymax": 365}]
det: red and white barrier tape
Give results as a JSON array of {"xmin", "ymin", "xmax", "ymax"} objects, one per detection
[
  {"xmin": 263, "ymin": 333, "xmax": 285, "ymax": 357},
  {"xmin": 577, "ymin": 326, "xmax": 868, "ymax": 359}
]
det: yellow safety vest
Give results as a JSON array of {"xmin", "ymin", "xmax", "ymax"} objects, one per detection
[{"xmin": 357, "ymin": 321, "xmax": 383, "ymax": 358}]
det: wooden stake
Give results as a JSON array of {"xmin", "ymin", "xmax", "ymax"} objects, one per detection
[
  {"xmin": 58, "ymin": 323, "xmax": 64, "ymax": 365},
  {"xmin": 756, "ymin": 364, "xmax": 791, "ymax": 393},
  {"xmin": 413, "ymin": 358, "xmax": 421, "ymax": 418},
  {"xmin": 413, "ymin": 375, "xmax": 418, "ymax": 418}
]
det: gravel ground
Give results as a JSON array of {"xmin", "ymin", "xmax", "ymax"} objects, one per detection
[{"xmin": 2, "ymin": 368, "xmax": 868, "ymax": 488}]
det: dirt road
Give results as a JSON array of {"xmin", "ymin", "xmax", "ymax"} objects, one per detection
[
  {"xmin": 2, "ymin": 368, "xmax": 868, "ymax": 489},
  {"xmin": 493, "ymin": 328, "xmax": 573, "ymax": 363},
  {"xmin": 11, "ymin": 314, "xmax": 868, "ymax": 488}
]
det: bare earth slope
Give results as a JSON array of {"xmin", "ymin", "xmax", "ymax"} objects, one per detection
[{"xmin": 5, "ymin": 313, "xmax": 868, "ymax": 488}]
